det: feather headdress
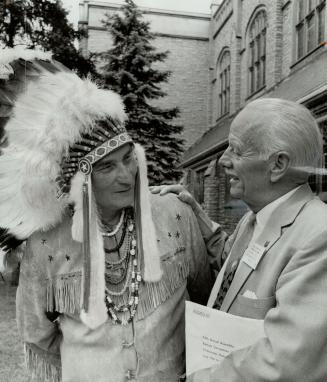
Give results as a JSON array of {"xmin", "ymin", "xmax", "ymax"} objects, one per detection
[{"xmin": 0, "ymin": 48, "xmax": 161, "ymax": 328}]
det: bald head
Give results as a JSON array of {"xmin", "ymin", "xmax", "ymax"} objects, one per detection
[{"xmin": 231, "ymin": 98, "xmax": 323, "ymax": 170}]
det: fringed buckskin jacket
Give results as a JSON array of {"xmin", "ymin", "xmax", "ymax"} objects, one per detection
[{"xmin": 17, "ymin": 194, "xmax": 213, "ymax": 382}]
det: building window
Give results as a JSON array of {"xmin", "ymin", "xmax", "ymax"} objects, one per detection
[
  {"xmin": 194, "ymin": 168, "xmax": 206, "ymax": 206},
  {"xmin": 218, "ymin": 50, "xmax": 230, "ymax": 117},
  {"xmin": 248, "ymin": 10, "xmax": 267, "ymax": 96},
  {"xmin": 296, "ymin": 0, "xmax": 326, "ymax": 60},
  {"xmin": 319, "ymin": 120, "xmax": 327, "ymax": 192},
  {"xmin": 308, "ymin": 119, "xmax": 327, "ymax": 194}
]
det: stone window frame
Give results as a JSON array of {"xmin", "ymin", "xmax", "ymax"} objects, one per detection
[
  {"xmin": 247, "ymin": 9, "xmax": 267, "ymax": 97},
  {"xmin": 295, "ymin": 0, "xmax": 326, "ymax": 61},
  {"xmin": 217, "ymin": 48, "xmax": 231, "ymax": 118}
]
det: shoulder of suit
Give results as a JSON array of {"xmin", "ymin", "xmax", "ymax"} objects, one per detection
[{"xmin": 301, "ymin": 197, "xmax": 327, "ymax": 226}]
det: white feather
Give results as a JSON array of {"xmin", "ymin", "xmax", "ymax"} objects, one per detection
[
  {"xmin": 0, "ymin": 62, "xmax": 126, "ymax": 240},
  {"xmin": 70, "ymin": 172, "xmax": 85, "ymax": 243},
  {"xmin": 134, "ymin": 143, "xmax": 162, "ymax": 282},
  {"xmin": 0, "ymin": 47, "xmax": 52, "ymax": 66},
  {"xmin": 0, "ymin": 249, "xmax": 6, "ymax": 273}
]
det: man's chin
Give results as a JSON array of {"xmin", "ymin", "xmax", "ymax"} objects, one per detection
[{"xmin": 229, "ymin": 188, "xmax": 243, "ymax": 200}]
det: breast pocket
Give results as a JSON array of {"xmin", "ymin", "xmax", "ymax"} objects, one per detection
[{"xmin": 231, "ymin": 294, "xmax": 276, "ymax": 319}]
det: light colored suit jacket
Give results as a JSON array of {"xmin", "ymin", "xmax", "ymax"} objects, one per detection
[{"xmin": 207, "ymin": 184, "xmax": 327, "ymax": 382}]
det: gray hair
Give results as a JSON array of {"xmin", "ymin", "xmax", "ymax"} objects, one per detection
[{"xmin": 241, "ymin": 98, "xmax": 323, "ymax": 169}]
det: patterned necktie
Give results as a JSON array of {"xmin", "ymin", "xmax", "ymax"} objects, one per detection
[{"xmin": 213, "ymin": 212, "xmax": 256, "ymax": 309}]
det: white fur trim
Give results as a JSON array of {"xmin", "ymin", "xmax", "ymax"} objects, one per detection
[
  {"xmin": 0, "ymin": 249, "xmax": 6, "ymax": 273},
  {"xmin": 0, "ymin": 47, "xmax": 52, "ymax": 66},
  {"xmin": 79, "ymin": 178, "xmax": 107, "ymax": 329},
  {"xmin": 134, "ymin": 143, "xmax": 162, "ymax": 282},
  {"xmin": 69, "ymin": 172, "xmax": 85, "ymax": 242}
]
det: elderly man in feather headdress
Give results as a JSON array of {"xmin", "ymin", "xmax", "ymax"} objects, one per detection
[{"xmin": 0, "ymin": 48, "xmax": 213, "ymax": 382}]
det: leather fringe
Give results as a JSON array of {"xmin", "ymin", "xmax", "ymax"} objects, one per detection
[
  {"xmin": 24, "ymin": 344, "xmax": 61, "ymax": 382},
  {"xmin": 46, "ymin": 256, "xmax": 189, "ymax": 320},
  {"xmin": 110, "ymin": 255, "xmax": 189, "ymax": 320},
  {"xmin": 46, "ymin": 272, "xmax": 82, "ymax": 314}
]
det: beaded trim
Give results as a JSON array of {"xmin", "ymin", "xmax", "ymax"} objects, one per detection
[{"xmin": 79, "ymin": 132, "xmax": 133, "ymax": 175}]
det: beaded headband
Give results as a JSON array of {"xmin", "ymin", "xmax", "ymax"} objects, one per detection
[{"xmin": 56, "ymin": 118, "xmax": 133, "ymax": 198}]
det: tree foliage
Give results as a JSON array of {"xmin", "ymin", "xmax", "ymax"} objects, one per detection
[
  {"xmin": 100, "ymin": 0, "xmax": 184, "ymax": 184},
  {"xmin": 0, "ymin": 0, "xmax": 94, "ymax": 77}
]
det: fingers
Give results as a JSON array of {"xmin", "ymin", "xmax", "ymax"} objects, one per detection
[
  {"xmin": 149, "ymin": 186, "xmax": 162, "ymax": 194},
  {"xmin": 149, "ymin": 184, "xmax": 185, "ymax": 196}
]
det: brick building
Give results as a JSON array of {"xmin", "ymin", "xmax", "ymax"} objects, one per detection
[
  {"xmin": 182, "ymin": 0, "xmax": 327, "ymax": 233},
  {"xmin": 78, "ymin": 0, "xmax": 211, "ymax": 149}
]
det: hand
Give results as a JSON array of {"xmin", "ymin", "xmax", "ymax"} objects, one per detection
[
  {"xmin": 149, "ymin": 184, "xmax": 185, "ymax": 195},
  {"xmin": 149, "ymin": 185, "xmax": 197, "ymax": 209},
  {"xmin": 187, "ymin": 368, "xmax": 211, "ymax": 382}
]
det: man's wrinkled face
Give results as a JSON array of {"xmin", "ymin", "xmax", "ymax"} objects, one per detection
[
  {"xmin": 218, "ymin": 109, "xmax": 271, "ymax": 211},
  {"xmin": 92, "ymin": 144, "xmax": 137, "ymax": 212}
]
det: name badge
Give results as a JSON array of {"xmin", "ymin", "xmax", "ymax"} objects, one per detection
[{"xmin": 242, "ymin": 243, "xmax": 266, "ymax": 270}]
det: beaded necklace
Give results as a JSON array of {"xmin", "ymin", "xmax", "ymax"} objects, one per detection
[
  {"xmin": 102, "ymin": 209, "xmax": 125, "ymax": 237},
  {"xmin": 104, "ymin": 215, "xmax": 142, "ymax": 325}
]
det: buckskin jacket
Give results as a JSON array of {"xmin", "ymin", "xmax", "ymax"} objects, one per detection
[{"xmin": 17, "ymin": 193, "xmax": 213, "ymax": 382}]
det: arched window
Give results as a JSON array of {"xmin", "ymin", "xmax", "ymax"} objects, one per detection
[
  {"xmin": 296, "ymin": 0, "xmax": 326, "ymax": 60},
  {"xmin": 218, "ymin": 50, "xmax": 230, "ymax": 117},
  {"xmin": 248, "ymin": 10, "xmax": 267, "ymax": 95}
]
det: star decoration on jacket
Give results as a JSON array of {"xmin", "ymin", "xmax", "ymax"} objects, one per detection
[
  {"xmin": 48, "ymin": 255, "xmax": 53, "ymax": 262},
  {"xmin": 175, "ymin": 231, "xmax": 180, "ymax": 238},
  {"xmin": 176, "ymin": 213, "xmax": 181, "ymax": 221},
  {"xmin": 65, "ymin": 254, "xmax": 70, "ymax": 261},
  {"xmin": 168, "ymin": 232, "xmax": 172, "ymax": 238},
  {"xmin": 41, "ymin": 239, "xmax": 47, "ymax": 245}
]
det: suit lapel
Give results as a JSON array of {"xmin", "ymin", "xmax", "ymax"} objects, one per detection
[{"xmin": 220, "ymin": 184, "xmax": 314, "ymax": 312}]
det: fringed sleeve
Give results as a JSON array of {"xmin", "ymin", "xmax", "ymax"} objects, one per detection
[
  {"xmin": 184, "ymin": 203, "xmax": 214, "ymax": 305},
  {"xmin": 16, "ymin": 239, "xmax": 62, "ymax": 382}
]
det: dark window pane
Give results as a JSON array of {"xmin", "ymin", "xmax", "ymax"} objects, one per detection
[
  {"xmin": 320, "ymin": 120, "xmax": 327, "ymax": 192},
  {"xmin": 318, "ymin": 5, "xmax": 325, "ymax": 43},
  {"xmin": 307, "ymin": 15, "xmax": 316, "ymax": 51},
  {"xmin": 248, "ymin": 11, "xmax": 266, "ymax": 95},
  {"xmin": 218, "ymin": 51, "xmax": 231, "ymax": 117},
  {"xmin": 256, "ymin": 36, "xmax": 260, "ymax": 62},
  {"xmin": 297, "ymin": 23, "xmax": 305, "ymax": 58},
  {"xmin": 262, "ymin": 57, "xmax": 266, "ymax": 85}
]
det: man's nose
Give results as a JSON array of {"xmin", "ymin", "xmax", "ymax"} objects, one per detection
[
  {"xmin": 218, "ymin": 149, "xmax": 232, "ymax": 168},
  {"xmin": 117, "ymin": 163, "xmax": 132, "ymax": 181}
]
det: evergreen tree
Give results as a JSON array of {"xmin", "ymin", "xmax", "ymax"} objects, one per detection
[
  {"xmin": 0, "ymin": 0, "xmax": 94, "ymax": 77},
  {"xmin": 100, "ymin": 0, "xmax": 184, "ymax": 184}
]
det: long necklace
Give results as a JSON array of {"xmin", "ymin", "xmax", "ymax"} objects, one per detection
[{"xmin": 105, "ymin": 217, "xmax": 142, "ymax": 325}]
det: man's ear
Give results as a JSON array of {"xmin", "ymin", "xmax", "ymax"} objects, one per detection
[{"xmin": 270, "ymin": 151, "xmax": 291, "ymax": 183}]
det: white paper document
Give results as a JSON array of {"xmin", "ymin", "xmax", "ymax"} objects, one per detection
[{"xmin": 185, "ymin": 301, "xmax": 265, "ymax": 376}]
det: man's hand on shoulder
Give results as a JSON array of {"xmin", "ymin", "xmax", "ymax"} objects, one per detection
[{"xmin": 150, "ymin": 185, "xmax": 197, "ymax": 210}]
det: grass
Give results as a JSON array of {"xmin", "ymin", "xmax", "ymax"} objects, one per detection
[{"xmin": 0, "ymin": 275, "xmax": 29, "ymax": 382}]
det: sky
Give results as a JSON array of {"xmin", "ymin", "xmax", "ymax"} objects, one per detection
[{"xmin": 62, "ymin": 0, "xmax": 216, "ymax": 26}]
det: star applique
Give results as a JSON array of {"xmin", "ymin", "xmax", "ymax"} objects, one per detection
[
  {"xmin": 48, "ymin": 255, "xmax": 54, "ymax": 262},
  {"xmin": 175, "ymin": 231, "xmax": 180, "ymax": 238},
  {"xmin": 41, "ymin": 239, "xmax": 47, "ymax": 245},
  {"xmin": 65, "ymin": 254, "xmax": 70, "ymax": 261},
  {"xmin": 176, "ymin": 213, "xmax": 181, "ymax": 221},
  {"xmin": 168, "ymin": 232, "xmax": 172, "ymax": 238}
]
